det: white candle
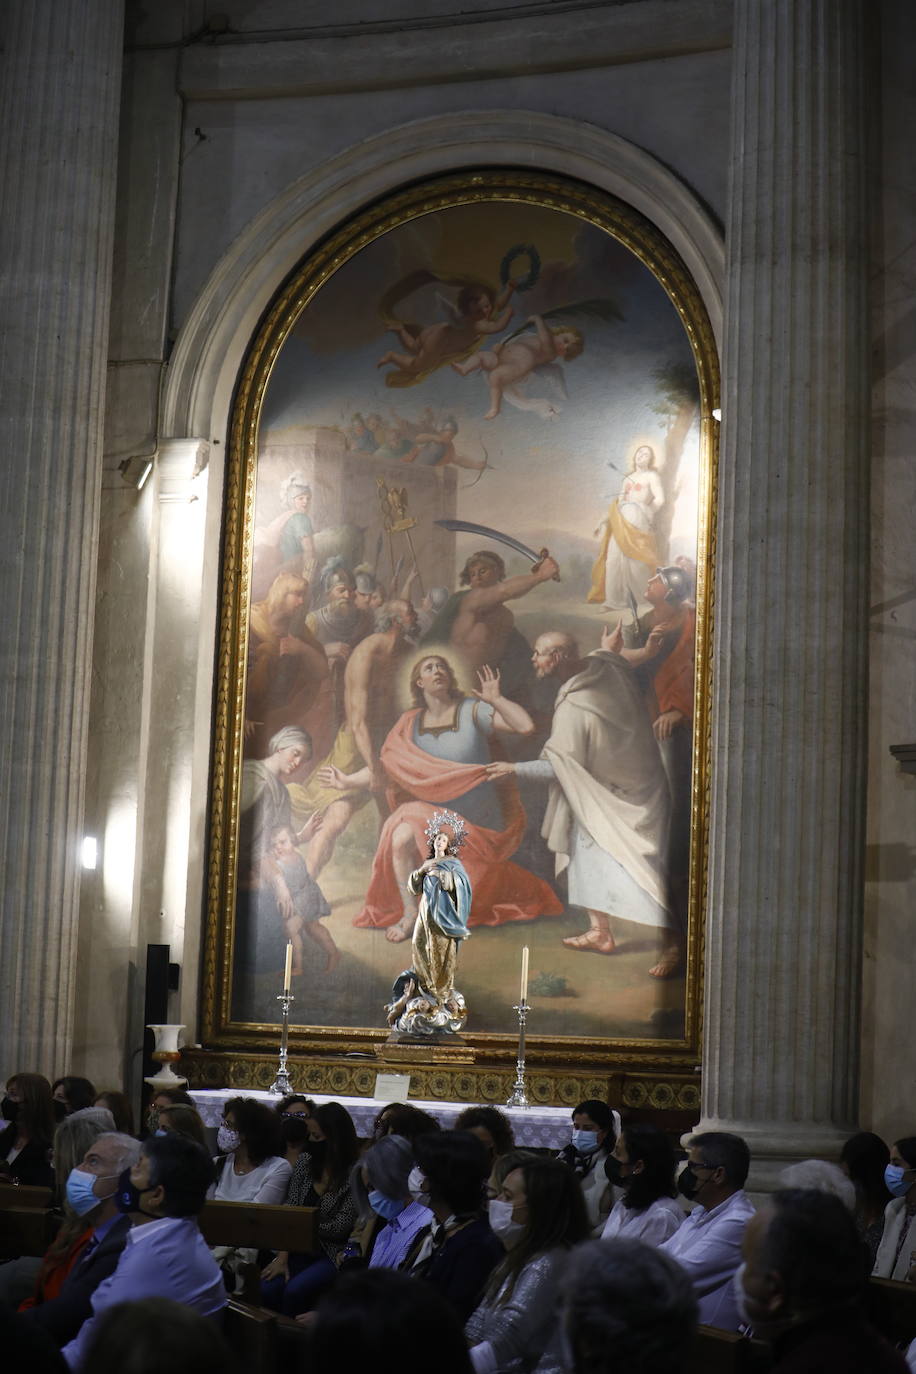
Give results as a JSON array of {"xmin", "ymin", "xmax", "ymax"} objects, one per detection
[
  {"xmin": 283, "ymin": 941, "xmax": 293, "ymax": 992},
  {"xmin": 520, "ymin": 945, "xmax": 529, "ymax": 1004}
]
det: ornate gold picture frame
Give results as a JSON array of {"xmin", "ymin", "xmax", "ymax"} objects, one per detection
[{"xmin": 201, "ymin": 170, "xmax": 718, "ymax": 1097}]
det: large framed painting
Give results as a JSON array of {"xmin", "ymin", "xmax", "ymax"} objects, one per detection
[{"xmin": 201, "ymin": 171, "xmax": 718, "ymax": 1097}]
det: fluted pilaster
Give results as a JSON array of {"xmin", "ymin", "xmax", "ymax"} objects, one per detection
[
  {"xmin": 702, "ymin": 0, "xmax": 869, "ymax": 1176},
  {"xmin": 0, "ymin": 2, "xmax": 124, "ymax": 1075}
]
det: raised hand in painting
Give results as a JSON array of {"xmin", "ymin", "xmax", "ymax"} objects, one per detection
[{"xmin": 472, "ymin": 664, "xmax": 502, "ymax": 704}]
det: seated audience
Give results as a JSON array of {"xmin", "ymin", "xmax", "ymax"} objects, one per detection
[
  {"xmin": 275, "ymin": 1094, "xmax": 315, "ymax": 1169},
  {"xmin": 0, "ymin": 1113, "xmax": 109, "ymax": 1311},
  {"xmin": 873, "ymin": 1134, "xmax": 916, "ymax": 1280},
  {"xmin": 79, "ymin": 1298, "xmax": 234, "ymax": 1374},
  {"xmin": 92, "ymin": 1094, "xmax": 133, "ymax": 1138},
  {"xmin": 20, "ymin": 1131, "xmax": 141, "ymax": 1346},
  {"xmin": 0, "ymin": 1072, "xmax": 55, "ymax": 1186},
  {"xmin": 659, "ymin": 1130, "xmax": 754, "ymax": 1330},
  {"xmin": 212, "ymin": 1097, "xmax": 291, "ymax": 1203},
  {"xmin": 261, "ymin": 1101, "xmax": 360, "ymax": 1315},
  {"xmin": 405, "ymin": 1130, "xmax": 503, "ymax": 1323},
  {"xmin": 145, "ymin": 1088, "xmax": 194, "ymax": 1135},
  {"xmin": 556, "ymin": 1099, "xmax": 619, "ymax": 1235},
  {"xmin": 466, "ymin": 1156, "xmax": 590, "ymax": 1373},
  {"xmin": 739, "ymin": 1187, "xmax": 907, "ymax": 1372},
  {"xmin": 777, "ymin": 1158, "xmax": 856, "ymax": 1210},
  {"xmin": 562, "ymin": 1237, "xmax": 698, "ymax": 1374},
  {"xmin": 371, "ymin": 1101, "xmax": 440, "ymax": 1145},
  {"xmin": 601, "ymin": 1122, "xmax": 684, "ymax": 1247},
  {"xmin": 60, "ymin": 1134, "xmax": 224, "ymax": 1369},
  {"xmin": 155, "ymin": 1105, "xmax": 207, "ymax": 1149},
  {"xmin": 349, "ymin": 1133, "xmax": 432, "ymax": 1269},
  {"xmin": 51, "ymin": 1080, "xmax": 97, "ymax": 1119},
  {"xmin": 842, "ymin": 1129, "xmax": 892, "ymax": 1268},
  {"xmin": 454, "ymin": 1107, "xmax": 515, "ymax": 1168},
  {"xmin": 310, "ymin": 1268, "xmax": 472, "ymax": 1374}
]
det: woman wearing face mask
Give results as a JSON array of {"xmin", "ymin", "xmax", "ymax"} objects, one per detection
[
  {"xmin": 404, "ymin": 1130, "xmax": 503, "ymax": 1323},
  {"xmin": 556, "ymin": 1098, "xmax": 619, "ymax": 1236},
  {"xmin": 212, "ymin": 1097, "xmax": 291, "ymax": 1203},
  {"xmin": 348, "ymin": 1133, "xmax": 433, "ymax": 1269},
  {"xmin": 871, "ymin": 1136, "xmax": 916, "ymax": 1281},
  {"xmin": 274, "ymin": 1094, "xmax": 316, "ymax": 1168},
  {"xmin": 600, "ymin": 1122, "xmax": 684, "ymax": 1247},
  {"xmin": 466, "ymin": 1158, "xmax": 590, "ymax": 1374},
  {"xmin": 0, "ymin": 1072, "xmax": 56, "ymax": 1187},
  {"xmin": 261, "ymin": 1101, "xmax": 360, "ymax": 1316}
]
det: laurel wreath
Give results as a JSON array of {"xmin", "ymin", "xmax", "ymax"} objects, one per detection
[{"xmin": 500, "ymin": 243, "xmax": 541, "ymax": 293}]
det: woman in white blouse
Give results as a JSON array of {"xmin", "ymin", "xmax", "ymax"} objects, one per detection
[
  {"xmin": 213, "ymin": 1096, "xmax": 292, "ymax": 1203},
  {"xmin": 601, "ymin": 1122, "xmax": 684, "ymax": 1247}
]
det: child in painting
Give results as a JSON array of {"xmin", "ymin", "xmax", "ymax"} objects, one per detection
[
  {"xmin": 452, "ymin": 314, "xmax": 584, "ymax": 419},
  {"xmin": 262, "ymin": 824, "xmax": 339, "ymax": 973},
  {"xmin": 376, "ymin": 280, "xmax": 516, "ymax": 383}
]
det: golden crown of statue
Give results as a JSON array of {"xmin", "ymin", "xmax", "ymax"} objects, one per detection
[{"xmin": 424, "ymin": 809, "xmax": 467, "ymax": 852}]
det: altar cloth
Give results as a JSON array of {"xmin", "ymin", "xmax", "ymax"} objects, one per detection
[{"xmin": 189, "ymin": 1088, "xmax": 586, "ymax": 1149}]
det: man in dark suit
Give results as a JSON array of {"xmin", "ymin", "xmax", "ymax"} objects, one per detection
[{"xmin": 20, "ymin": 1132, "xmax": 140, "ymax": 1346}]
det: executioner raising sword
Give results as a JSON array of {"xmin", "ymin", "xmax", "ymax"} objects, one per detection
[{"xmin": 422, "ymin": 520, "xmax": 561, "ymax": 689}]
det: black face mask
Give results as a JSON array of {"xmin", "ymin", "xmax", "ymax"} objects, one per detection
[
  {"xmin": 1, "ymin": 1097, "xmax": 19, "ymax": 1125},
  {"xmin": 115, "ymin": 1166, "xmax": 158, "ymax": 1218},
  {"xmin": 678, "ymin": 1164, "xmax": 712, "ymax": 1201},
  {"xmin": 281, "ymin": 1117, "xmax": 311, "ymax": 1147},
  {"xmin": 304, "ymin": 1138, "xmax": 327, "ymax": 1163},
  {"xmin": 604, "ymin": 1155, "xmax": 627, "ymax": 1188}
]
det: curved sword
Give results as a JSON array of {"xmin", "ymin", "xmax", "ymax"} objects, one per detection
[{"xmin": 434, "ymin": 519, "xmax": 560, "ymax": 580}]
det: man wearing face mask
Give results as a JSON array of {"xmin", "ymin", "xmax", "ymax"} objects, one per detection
[
  {"xmin": 348, "ymin": 1134, "xmax": 433, "ymax": 1270},
  {"xmin": 737, "ymin": 1188, "xmax": 907, "ymax": 1372},
  {"xmin": 556, "ymin": 1099, "xmax": 620, "ymax": 1235},
  {"xmin": 19, "ymin": 1133, "xmax": 140, "ymax": 1347},
  {"xmin": 60, "ymin": 1134, "xmax": 224, "ymax": 1370},
  {"xmin": 659, "ymin": 1131, "xmax": 755, "ymax": 1330}
]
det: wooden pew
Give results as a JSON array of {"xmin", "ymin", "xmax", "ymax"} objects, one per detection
[
  {"xmin": 687, "ymin": 1326, "xmax": 763, "ymax": 1374},
  {"xmin": 199, "ymin": 1199, "xmax": 317, "ymax": 1254},
  {"xmin": 199, "ymin": 1200, "xmax": 318, "ymax": 1304},
  {"xmin": 866, "ymin": 1276, "xmax": 916, "ymax": 1349},
  {"xmin": 0, "ymin": 1182, "xmax": 53, "ymax": 1209},
  {"xmin": 0, "ymin": 1206, "xmax": 58, "ymax": 1260},
  {"xmin": 223, "ymin": 1299, "xmax": 280, "ymax": 1374}
]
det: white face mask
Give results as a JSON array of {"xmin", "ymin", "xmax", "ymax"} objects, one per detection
[
  {"xmin": 488, "ymin": 1197, "xmax": 525, "ymax": 1246},
  {"xmin": 407, "ymin": 1166, "xmax": 430, "ymax": 1208},
  {"xmin": 217, "ymin": 1125, "xmax": 241, "ymax": 1154}
]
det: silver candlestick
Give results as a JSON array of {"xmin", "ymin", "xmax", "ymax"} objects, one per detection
[
  {"xmin": 269, "ymin": 991, "xmax": 295, "ymax": 1095},
  {"xmin": 505, "ymin": 1000, "xmax": 530, "ymax": 1108}
]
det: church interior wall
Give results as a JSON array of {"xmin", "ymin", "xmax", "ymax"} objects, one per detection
[
  {"xmin": 63, "ymin": 0, "xmax": 916, "ymax": 1143},
  {"xmin": 861, "ymin": 0, "xmax": 916, "ymax": 1145}
]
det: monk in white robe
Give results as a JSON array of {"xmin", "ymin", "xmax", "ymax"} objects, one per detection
[{"xmin": 489, "ymin": 631, "xmax": 678, "ymax": 977}]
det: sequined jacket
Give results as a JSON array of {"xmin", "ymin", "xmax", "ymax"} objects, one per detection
[{"xmin": 465, "ymin": 1248, "xmax": 568, "ymax": 1374}]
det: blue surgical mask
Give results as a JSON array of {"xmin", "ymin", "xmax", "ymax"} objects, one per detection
[
  {"xmin": 65, "ymin": 1166, "xmax": 116, "ymax": 1217},
  {"xmin": 369, "ymin": 1188, "xmax": 406, "ymax": 1222},
  {"xmin": 886, "ymin": 1163, "xmax": 912, "ymax": 1198},
  {"xmin": 572, "ymin": 1129, "xmax": 599, "ymax": 1154}
]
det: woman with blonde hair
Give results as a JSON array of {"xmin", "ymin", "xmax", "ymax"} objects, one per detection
[{"xmin": 589, "ymin": 442, "xmax": 664, "ymax": 612}]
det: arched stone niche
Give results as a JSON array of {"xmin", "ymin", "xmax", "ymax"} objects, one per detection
[{"xmin": 155, "ymin": 109, "xmax": 723, "ymax": 1050}]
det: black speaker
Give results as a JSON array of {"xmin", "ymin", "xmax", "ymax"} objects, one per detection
[{"xmin": 141, "ymin": 944, "xmax": 171, "ymax": 1109}]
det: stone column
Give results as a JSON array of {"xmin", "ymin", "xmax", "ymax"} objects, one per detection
[
  {"xmin": 0, "ymin": 2, "xmax": 124, "ymax": 1076},
  {"xmin": 701, "ymin": 0, "xmax": 868, "ymax": 1183}
]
